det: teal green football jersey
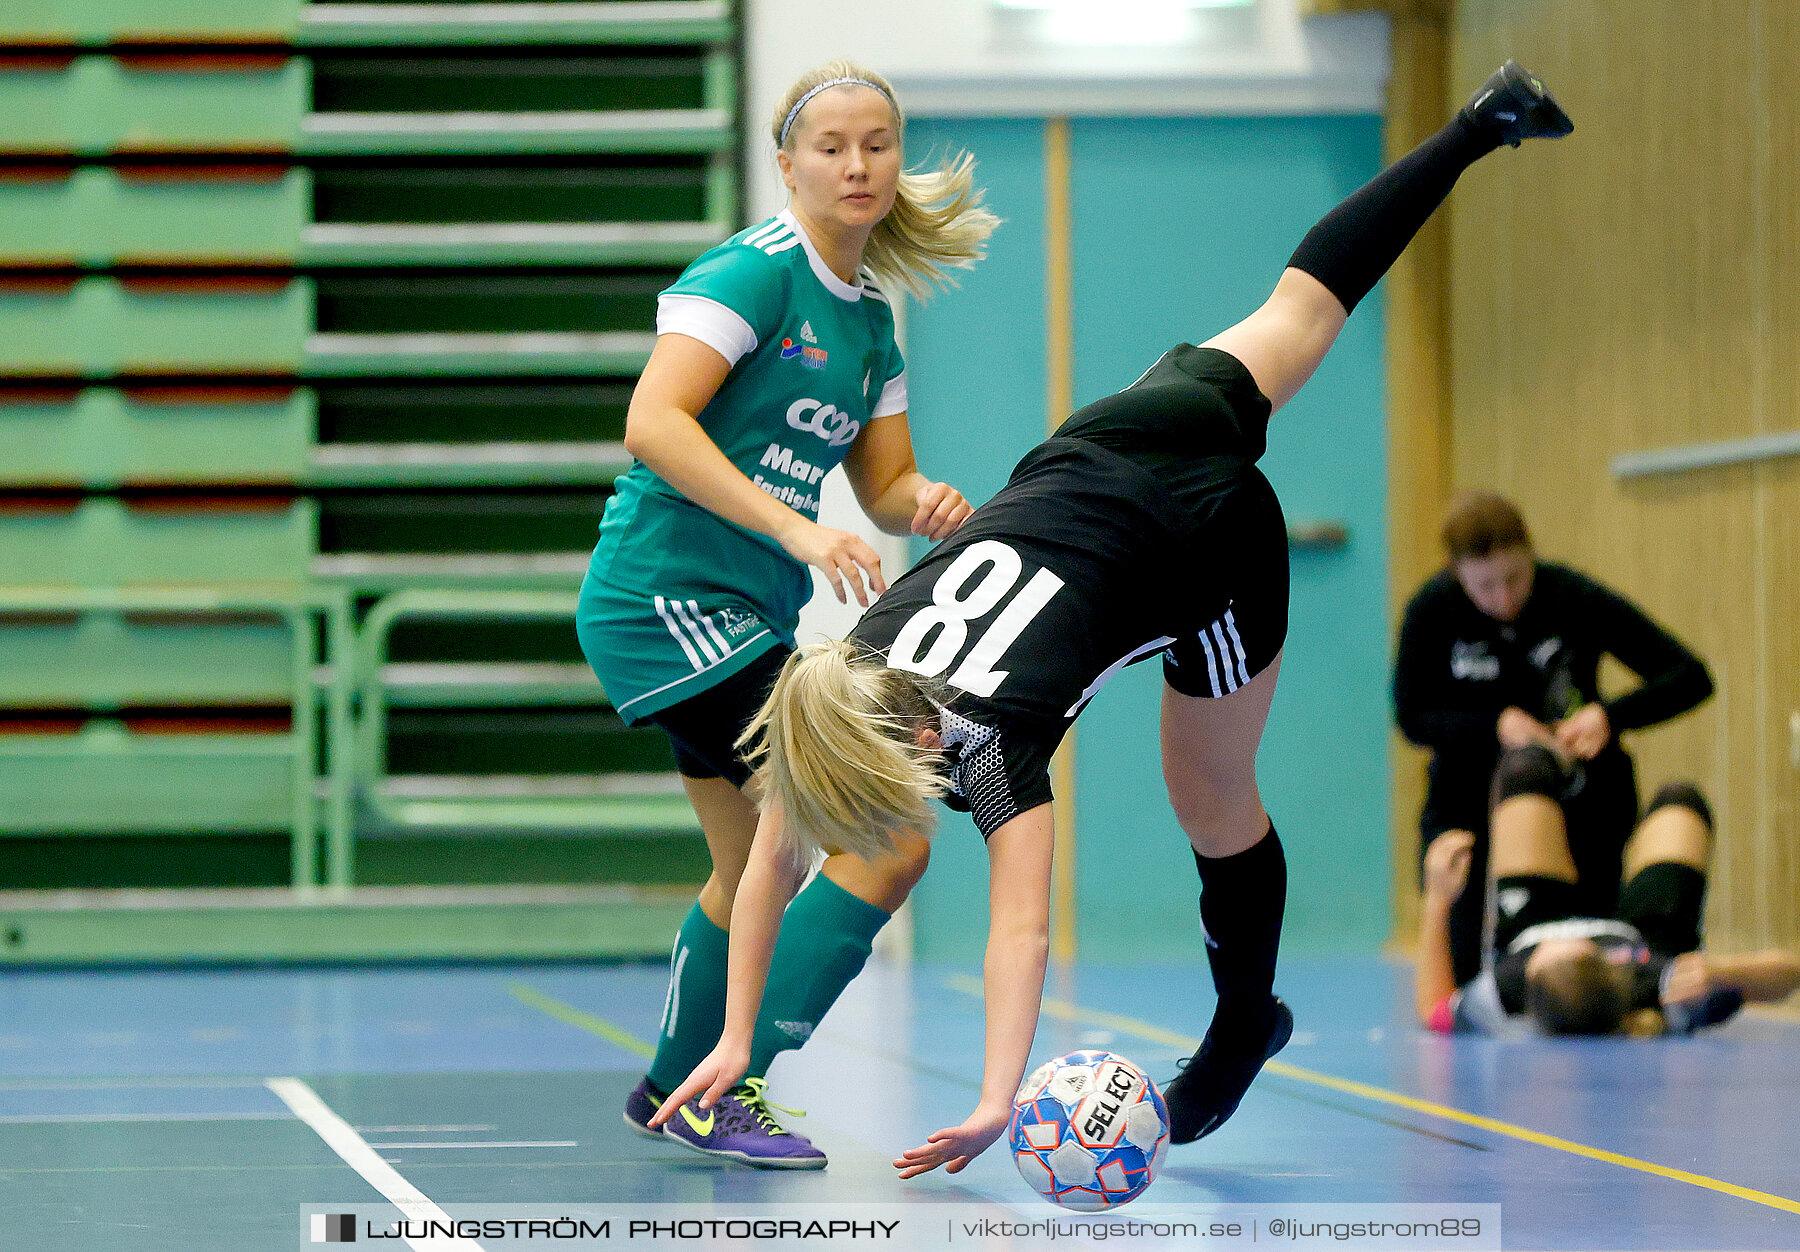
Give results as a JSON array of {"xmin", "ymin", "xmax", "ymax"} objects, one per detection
[{"xmin": 589, "ymin": 209, "xmax": 909, "ymax": 631}]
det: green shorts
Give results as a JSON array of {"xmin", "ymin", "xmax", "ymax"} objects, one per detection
[{"xmin": 576, "ymin": 572, "xmax": 790, "ymax": 725}]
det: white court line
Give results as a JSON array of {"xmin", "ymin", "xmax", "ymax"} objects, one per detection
[
  {"xmin": 356, "ymin": 1125, "xmax": 497, "ymax": 1133},
  {"xmin": 0, "ymin": 1077, "xmax": 269, "ymax": 1090},
  {"xmin": 365, "ymin": 1141, "xmax": 578, "ymax": 1149},
  {"xmin": 266, "ymin": 1077, "xmax": 485, "ymax": 1252},
  {"xmin": 0, "ymin": 1112, "xmax": 292, "ymax": 1124}
]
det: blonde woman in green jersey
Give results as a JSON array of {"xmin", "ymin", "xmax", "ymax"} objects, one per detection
[{"xmin": 579, "ymin": 60, "xmax": 997, "ymax": 1169}]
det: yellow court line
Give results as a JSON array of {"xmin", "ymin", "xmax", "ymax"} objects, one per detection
[
  {"xmin": 509, "ymin": 983, "xmax": 656, "ymax": 1060},
  {"xmin": 942, "ymin": 974, "xmax": 1800, "ymax": 1215}
]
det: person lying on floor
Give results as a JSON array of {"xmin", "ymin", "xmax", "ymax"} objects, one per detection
[{"xmin": 1416, "ymin": 748, "xmax": 1800, "ymax": 1036}]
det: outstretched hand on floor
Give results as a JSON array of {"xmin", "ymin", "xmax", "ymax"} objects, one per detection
[{"xmin": 894, "ymin": 1103, "xmax": 1010, "ymax": 1178}]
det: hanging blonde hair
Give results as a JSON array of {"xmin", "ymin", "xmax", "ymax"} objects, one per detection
[
  {"xmin": 737, "ymin": 640, "xmax": 948, "ymax": 863},
  {"xmin": 770, "ymin": 59, "xmax": 999, "ymax": 301}
]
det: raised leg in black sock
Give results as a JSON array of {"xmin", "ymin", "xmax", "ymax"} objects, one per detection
[
  {"xmin": 1201, "ymin": 67, "xmax": 1566, "ymax": 413},
  {"xmin": 1285, "ymin": 57, "xmax": 1574, "ymax": 314},
  {"xmin": 1286, "ymin": 115, "xmax": 1501, "ymax": 315}
]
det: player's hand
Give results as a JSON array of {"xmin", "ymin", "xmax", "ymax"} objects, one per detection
[
  {"xmin": 894, "ymin": 1102, "xmax": 1010, "ymax": 1178},
  {"xmin": 1422, "ymin": 830, "xmax": 1475, "ymax": 901},
  {"xmin": 779, "ymin": 519, "xmax": 886, "ymax": 607},
  {"xmin": 1553, "ymin": 703, "xmax": 1610, "ymax": 760},
  {"xmin": 646, "ymin": 1042, "xmax": 750, "ymax": 1129},
  {"xmin": 910, "ymin": 480, "xmax": 973, "ymax": 542},
  {"xmin": 1496, "ymin": 707, "xmax": 1562, "ymax": 755},
  {"xmin": 1660, "ymin": 952, "xmax": 1712, "ymax": 1008}
]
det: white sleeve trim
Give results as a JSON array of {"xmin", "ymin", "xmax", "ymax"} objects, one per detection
[
  {"xmin": 872, "ymin": 368, "xmax": 908, "ymax": 419},
  {"xmin": 656, "ymin": 294, "xmax": 758, "ymax": 368}
]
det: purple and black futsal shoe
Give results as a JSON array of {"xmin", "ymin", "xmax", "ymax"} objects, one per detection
[
  {"xmin": 621, "ymin": 1076, "xmax": 667, "ymax": 1140},
  {"xmin": 1460, "ymin": 60, "xmax": 1575, "ymax": 148},
  {"xmin": 653, "ymin": 1077, "xmax": 828, "ymax": 1170},
  {"xmin": 1163, "ymin": 996, "xmax": 1294, "ymax": 1145}
]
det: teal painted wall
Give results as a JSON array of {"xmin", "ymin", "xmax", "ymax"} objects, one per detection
[
  {"xmin": 903, "ymin": 114, "xmax": 1391, "ymax": 964},
  {"xmin": 902, "ymin": 118, "xmax": 1049, "ymax": 965}
]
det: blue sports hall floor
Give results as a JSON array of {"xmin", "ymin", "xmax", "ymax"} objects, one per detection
[{"xmin": 3, "ymin": 953, "xmax": 1797, "ymax": 1250}]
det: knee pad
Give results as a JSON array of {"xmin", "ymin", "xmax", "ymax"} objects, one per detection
[
  {"xmin": 1491, "ymin": 744, "xmax": 1565, "ymax": 808},
  {"xmin": 1647, "ymin": 780, "xmax": 1713, "ymax": 830}
]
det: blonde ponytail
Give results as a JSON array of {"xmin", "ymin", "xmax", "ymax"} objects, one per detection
[
  {"xmin": 738, "ymin": 640, "xmax": 947, "ymax": 863},
  {"xmin": 867, "ymin": 153, "xmax": 998, "ymax": 301},
  {"xmin": 770, "ymin": 60, "xmax": 1000, "ymax": 302}
]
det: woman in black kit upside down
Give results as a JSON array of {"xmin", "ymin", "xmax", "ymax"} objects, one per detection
[{"xmin": 649, "ymin": 62, "xmax": 1577, "ymax": 1176}]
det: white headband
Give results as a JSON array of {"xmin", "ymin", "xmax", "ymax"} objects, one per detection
[{"xmin": 778, "ymin": 76, "xmax": 898, "ymax": 147}]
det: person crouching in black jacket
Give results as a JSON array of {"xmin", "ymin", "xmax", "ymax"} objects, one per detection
[{"xmin": 1394, "ymin": 492, "xmax": 1713, "ymax": 986}]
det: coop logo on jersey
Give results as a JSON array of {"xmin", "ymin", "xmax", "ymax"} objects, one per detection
[{"xmin": 785, "ymin": 398, "xmax": 860, "ymax": 446}]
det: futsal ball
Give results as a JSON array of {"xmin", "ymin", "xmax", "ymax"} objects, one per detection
[{"xmin": 1009, "ymin": 1050, "xmax": 1169, "ymax": 1211}]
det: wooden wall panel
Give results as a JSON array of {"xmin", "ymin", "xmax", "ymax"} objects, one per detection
[
  {"xmin": 1384, "ymin": 7, "xmax": 1452, "ymax": 949},
  {"xmin": 1449, "ymin": 0, "xmax": 1800, "ymax": 949},
  {"xmin": 1749, "ymin": 0, "xmax": 1800, "ymax": 953}
]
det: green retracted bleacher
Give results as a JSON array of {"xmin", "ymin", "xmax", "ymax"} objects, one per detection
[
  {"xmin": 0, "ymin": 0, "xmax": 740, "ymax": 962},
  {"xmin": 0, "ymin": 166, "xmax": 310, "ymax": 268},
  {"xmin": 0, "ymin": 277, "xmax": 311, "ymax": 373}
]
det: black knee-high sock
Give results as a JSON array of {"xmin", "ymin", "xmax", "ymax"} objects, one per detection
[
  {"xmin": 1195, "ymin": 824, "xmax": 1286, "ymax": 1038},
  {"xmin": 1287, "ymin": 115, "xmax": 1502, "ymax": 314}
]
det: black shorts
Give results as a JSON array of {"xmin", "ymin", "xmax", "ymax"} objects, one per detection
[
  {"xmin": 1486, "ymin": 862, "xmax": 1703, "ymax": 958},
  {"xmin": 1492, "ymin": 877, "xmax": 1585, "ymax": 953},
  {"xmin": 647, "ymin": 643, "xmax": 790, "ymax": 787},
  {"xmin": 1055, "ymin": 344, "xmax": 1288, "ymax": 699},
  {"xmin": 1616, "ymin": 861, "xmax": 1706, "ymax": 958}
]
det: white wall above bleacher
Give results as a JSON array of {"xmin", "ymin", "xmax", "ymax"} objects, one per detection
[{"xmin": 744, "ymin": 0, "xmax": 1391, "ymax": 222}]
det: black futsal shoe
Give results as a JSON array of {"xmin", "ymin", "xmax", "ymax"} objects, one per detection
[
  {"xmin": 1460, "ymin": 60, "xmax": 1574, "ymax": 147},
  {"xmin": 1164, "ymin": 997, "xmax": 1294, "ymax": 1145}
]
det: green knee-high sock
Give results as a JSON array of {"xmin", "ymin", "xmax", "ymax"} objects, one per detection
[
  {"xmin": 644, "ymin": 901, "xmax": 730, "ymax": 1095},
  {"xmin": 748, "ymin": 874, "xmax": 891, "ymax": 1077}
]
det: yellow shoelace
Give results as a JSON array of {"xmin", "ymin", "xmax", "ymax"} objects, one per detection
[{"xmin": 738, "ymin": 1077, "xmax": 807, "ymax": 1134}]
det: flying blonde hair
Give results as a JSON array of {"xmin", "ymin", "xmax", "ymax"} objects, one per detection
[
  {"xmin": 770, "ymin": 60, "xmax": 999, "ymax": 301},
  {"xmin": 737, "ymin": 640, "xmax": 948, "ymax": 863}
]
